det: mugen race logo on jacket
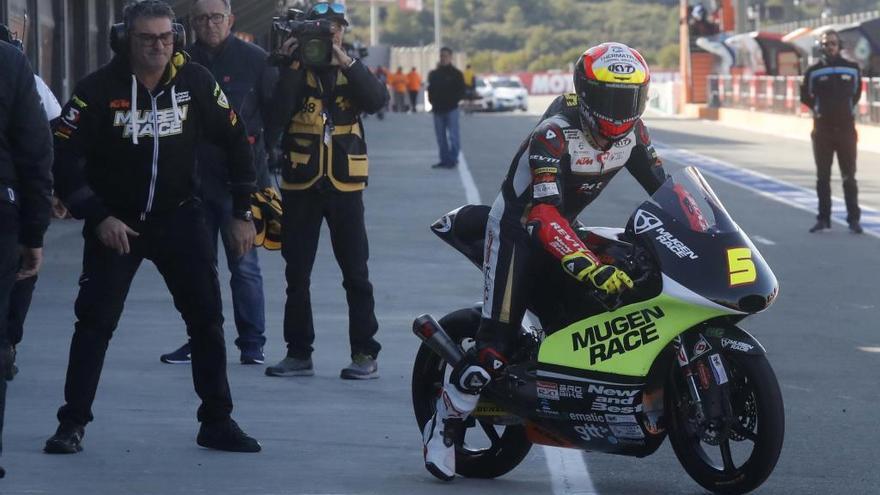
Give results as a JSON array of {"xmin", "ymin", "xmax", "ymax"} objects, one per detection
[{"xmin": 113, "ymin": 106, "xmax": 189, "ymax": 139}]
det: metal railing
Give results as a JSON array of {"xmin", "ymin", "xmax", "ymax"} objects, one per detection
[
  {"xmin": 707, "ymin": 74, "xmax": 880, "ymax": 125},
  {"xmin": 761, "ymin": 10, "xmax": 879, "ymax": 34}
]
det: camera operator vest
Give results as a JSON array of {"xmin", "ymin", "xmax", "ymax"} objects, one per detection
[{"xmin": 281, "ymin": 68, "xmax": 369, "ymax": 192}]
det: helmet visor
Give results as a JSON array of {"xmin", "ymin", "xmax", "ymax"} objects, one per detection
[{"xmin": 581, "ymin": 80, "xmax": 649, "ymax": 123}]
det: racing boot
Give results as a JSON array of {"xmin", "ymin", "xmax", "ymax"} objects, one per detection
[{"xmin": 422, "ymin": 363, "xmax": 490, "ymax": 481}]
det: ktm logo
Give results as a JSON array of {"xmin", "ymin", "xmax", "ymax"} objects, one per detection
[
  {"xmin": 109, "ymin": 99, "xmax": 130, "ymax": 109},
  {"xmin": 575, "ymin": 157, "xmax": 593, "ymax": 166},
  {"xmin": 608, "ymin": 63, "xmax": 635, "ymax": 75}
]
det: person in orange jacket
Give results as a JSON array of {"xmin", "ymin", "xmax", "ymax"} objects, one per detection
[
  {"xmin": 406, "ymin": 67, "xmax": 422, "ymax": 113},
  {"xmin": 391, "ymin": 66, "xmax": 408, "ymax": 112}
]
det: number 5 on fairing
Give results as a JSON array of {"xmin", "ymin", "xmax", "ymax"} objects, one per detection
[{"xmin": 727, "ymin": 248, "xmax": 757, "ymax": 286}]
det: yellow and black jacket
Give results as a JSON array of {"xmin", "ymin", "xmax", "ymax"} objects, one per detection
[{"xmin": 268, "ymin": 60, "xmax": 388, "ymax": 192}]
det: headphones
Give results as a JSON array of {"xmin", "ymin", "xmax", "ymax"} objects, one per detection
[
  {"xmin": 0, "ymin": 23, "xmax": 25, "ymax": 51},
  {"xmin": 110, "ymin": 12, "xmax": 186, "ymax": 55}
]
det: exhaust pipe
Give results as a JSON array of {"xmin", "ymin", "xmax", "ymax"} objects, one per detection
[{"xmin": 412, "ymin": 314, "xmax": 464, "ymax": 366}]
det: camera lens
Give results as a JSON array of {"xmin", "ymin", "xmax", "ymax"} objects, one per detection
[{"xmin": 302, "ymin": 38, "xmax": 331, "ymax": 65}]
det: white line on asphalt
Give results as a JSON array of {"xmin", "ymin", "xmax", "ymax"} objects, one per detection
[
  {"xmin": 751, "ymin": 235, "xmax": 776, "ymax": 245},
  {"xmin": 781, "ymin": 383, "xmax": 813, "ymax": 392},
  {"xmin": 857, "ymin": 346, "xmax": 880, "ymax": 353},
  {"xmin": 544, "ymin": 446, "xmax": 599, "ymax": 495},
  {"xmin": 455, "ymin": 151, "xmax": 597, "ymax": 495},
  {"xmin": 457, "ymin": 151, "xmax": 481, "ymax": 204}
]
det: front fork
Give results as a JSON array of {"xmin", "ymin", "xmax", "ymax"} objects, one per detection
[
  {"xmin": 673, "ymin": 336, "xmax": 707, "ymax": 426},
  {"xmin": 673, "ymin": 335, "xmax": 736, "ymax": 438}
]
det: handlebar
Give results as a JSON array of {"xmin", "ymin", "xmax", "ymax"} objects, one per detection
[{"xmin": 588, "ymin": 243, "xmax": 656, "ymax": 312}]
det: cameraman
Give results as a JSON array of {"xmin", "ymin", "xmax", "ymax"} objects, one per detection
[{"xmin": 264, "ymin": 2, "xmax": 388, "ymax": 379}]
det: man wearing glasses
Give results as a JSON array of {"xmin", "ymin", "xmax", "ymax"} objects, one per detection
[
  {"xmin": 45, "ymin": 0, "xmax": 261, "ymax": 454},
  {"xmin": 801, "ymin": 30, "xmax": 863, "ymax": 234},
  {"xmin": 265, "ymin": 2, "xmax": 388, "ymax": 379},
  {"xmin": 159, "ymin": 0, "xmax": 277, "ymax": 366}
]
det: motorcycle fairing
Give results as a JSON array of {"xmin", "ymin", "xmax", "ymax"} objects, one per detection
[{"xmin": 537, "ymin": 285, "xmax": 735, "ymax": 377}]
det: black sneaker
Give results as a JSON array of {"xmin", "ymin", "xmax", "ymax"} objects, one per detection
[
  {"xmin": 809, "ymin": 219, "xmax": 831, "ymax": 233},
  {"xmin": 240, "ymin": 346, "xmax": 265, "ymax": 365},
  {"xmin": 848, "ymin": 221, "xmax": 864, "ymax": 234},
  {"xmin": 160, "ymin": 342, "xmax": 191, "ymax": 364},
  {"xmin": 44, "ymin": 422, "xmax": 85, "ymax": 454},
  {"xmin": 197, "ymin": 419, "xmax": 261, "ymax": 453}
]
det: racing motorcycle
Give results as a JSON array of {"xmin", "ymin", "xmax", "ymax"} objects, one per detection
[{"xmin": 411, "ymin": 167, "xmax": 784, "ymax": 494}]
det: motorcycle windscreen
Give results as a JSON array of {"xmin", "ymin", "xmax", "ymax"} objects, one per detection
[{"xmin": 627, "ymin": 167, "xmax": 778, "ymax": 314}]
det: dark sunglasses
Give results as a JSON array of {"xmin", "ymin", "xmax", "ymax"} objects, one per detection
[
  {"xmin": 821, "ymin": 40, "xmax": 838, "ymax": 47},
  {"xmin": 310, "ymin": 3, "xmax": 346, "ymax": 16}
]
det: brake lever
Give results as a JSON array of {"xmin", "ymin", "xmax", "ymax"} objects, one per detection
[{"xmin": 588, "ymin": 287, "xmax": 623, "ymax": 312}]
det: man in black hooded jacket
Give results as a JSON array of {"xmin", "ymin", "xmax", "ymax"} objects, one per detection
[{"xmin": 45, "ymin": 0, "xmax": 260, "ymax": 455}]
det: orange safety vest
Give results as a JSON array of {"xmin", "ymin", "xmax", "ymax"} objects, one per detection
[
  {"xmin": 406, "ymin": 71, "xmax": 421, "ymax": 92},
  {"xmin": 391, "ymin": 72, "xmax": 407, "ymax": 93}
]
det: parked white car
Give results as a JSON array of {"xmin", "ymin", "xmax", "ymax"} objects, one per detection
[{"xmin": 470, "ymin": 76, "xmax": 528, "ymax": 112}]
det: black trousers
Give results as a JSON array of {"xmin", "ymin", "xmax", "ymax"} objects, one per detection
[
  {"xmin": 56, "ymin": 201, "xmax": 233, "ymax": 426},
  {"xmin": 281, "ymin": 189, "xmax": 380, "ymax": 360},
  {"xmin": 6, "ymin": 274, "xmax": 36, "ymax": 347},
  {"xmin": 812, "ymin": 125, "xmax": 860, "ymax": 223},
  {"xmin": 0, "ymin": 202, "xmax": 20, "ymax": 455}
]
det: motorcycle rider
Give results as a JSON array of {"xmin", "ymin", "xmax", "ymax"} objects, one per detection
[{"xmin": 422, "ymin": 42, "xmax": 668, "ymax": 481}]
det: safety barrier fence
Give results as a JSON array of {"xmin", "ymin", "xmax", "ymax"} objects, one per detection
[{"xmin": 707, "ymin": 74, "xmax": 880, "ymax": 125}]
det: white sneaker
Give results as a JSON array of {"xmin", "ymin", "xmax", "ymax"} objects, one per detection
[{"xmin": 422, "ymin": 367, "xmax": 487, "ymax": 481}]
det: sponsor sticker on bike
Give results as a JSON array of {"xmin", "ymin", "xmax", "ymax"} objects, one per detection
[
  {"xmin": 692, "ymin": 335, "xmax": 712, "ymax": 360},
  {"xmin": 708, "ymin": 354, "xmax": 729, "ymax": 385},
  {"xmin": 609, "ymin": 423, "xmax": 645, "ymax": 439},
  {"xmin": 634, "ymin": 209, "xmax": 663, "ymax": 234},
  {"xmin": 696, "ymin": 361, "xmax": 712, "ymax": 390},
  {"xmin": 559, "ymin": 384, "xmax": 583, "ymax": 399},
  {"xmin": 604, "ymin": 414, "xmax": 637, "ymax": 424},
  {"xmin": 589, "ymin": 384, "xmax": 643, "ymax": 414},
  {"xmin": 721, "ymin": 337, "xmax": 754, "ymax": 353},
  {"xmin": 574, "ymin": 424, "xmax": 610, "ymax": 442},
  {"xmin": 537, "ymin": 381, "xmax": 559, "ymax": 400},
  {"xmin": 571, "ymin": 306, "xmax": 664, "ymax": 364},
  {"xmin": 570, "ymin": 412, "xmax": 605, "ymax": 422}
]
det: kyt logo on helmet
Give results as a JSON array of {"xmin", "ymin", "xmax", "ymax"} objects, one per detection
[{"xmin": 574, "ymin": 42, "xmax": 651, "ymax": 142}]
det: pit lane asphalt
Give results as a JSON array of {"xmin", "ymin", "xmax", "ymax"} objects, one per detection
[{"xmin": 3, "ymin": 109, "xmax": 878, "ymax": 494}]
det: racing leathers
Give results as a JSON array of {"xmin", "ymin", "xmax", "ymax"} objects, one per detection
[{"xmin": 423, "ymin": 93, "xmax": 667, "ymax": 480}]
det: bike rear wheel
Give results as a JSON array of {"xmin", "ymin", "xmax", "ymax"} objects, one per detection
[
  {"xmin": 667, "ymin": 352, "xmax": 784, "ymax": 494},
  {"xmin": 411, "ymin": 307, "xmax": 532, "ymax": 479}
]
